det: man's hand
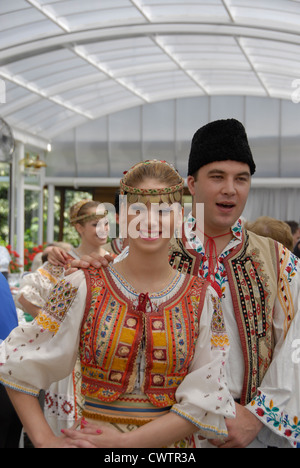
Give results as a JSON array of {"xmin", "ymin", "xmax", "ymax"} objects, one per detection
[{"xmin": 210, "ymin": 403, "xmax": 263, "ymax": 448}]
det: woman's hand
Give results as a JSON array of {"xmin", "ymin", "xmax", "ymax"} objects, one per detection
[
  {"xmin": 70, "ymin": 253, "xmax": 114, "ymax": 270},
  {"xmin": 62, "ymin": 420, "xmax": 123, "ymax": 448},
  {"xmin": 47, "ymin": 247, "xmax": 70, "ymax": 267},
  {"xmin": 40, "ymin": 434, "xmax": 84, "ymax": 448}
]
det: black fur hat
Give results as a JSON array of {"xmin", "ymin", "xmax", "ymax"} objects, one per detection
[{"xmin": 188, "ymin": 119, "xmax": 256, "ymax": 176}]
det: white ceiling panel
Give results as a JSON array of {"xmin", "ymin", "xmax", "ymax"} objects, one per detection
[{"xmin": 0, "ymin": 0, "xmax": 299, "ymax": 141}]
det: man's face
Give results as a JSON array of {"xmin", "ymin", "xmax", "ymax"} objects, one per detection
[
  {"xmin": 187, "ymin": 160, "xmax": 251, "ymax": 235},
  {"xmin": 293, "ymin": 228, "xmax": 300, "ymax": 248}
]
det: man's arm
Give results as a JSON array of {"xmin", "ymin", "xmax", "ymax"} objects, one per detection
[{"xmin": 209, "ymin": 403, "xmax": 263, "ymax": 448}]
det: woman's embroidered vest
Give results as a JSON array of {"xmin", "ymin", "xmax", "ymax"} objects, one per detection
[
  {"xmin": 80, "ymin": 267, "xmax": 207, "ymax": 408},
  {"xmin": 170, "ymin": 229, "xmax": 279, "ymax": 405}
]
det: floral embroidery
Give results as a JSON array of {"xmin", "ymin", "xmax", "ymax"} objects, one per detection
[
  {"xmin": 35, "ymin": 280, "xmax": 78, "ymax": 334},
  {"xmin": 44, "ymin": 280, "xmax": 78, "ymax": 323},
  {"xmin": 35, "ymin": 313, "xmax": 60, "ymax": 334},
  {"xmin": 44, "ymin": 390, "xmax": 75, "ymax": 420},
  {"xmin": 285, "ymin": 252, "xmax": 298, "ymax": 282},
  {"xmin": 38, "ymin": 262, "xmax": 65, "ymax": 283},
  {"xmin": 251, "ymin": 390, "xmax": 300, "ymax": 444}
]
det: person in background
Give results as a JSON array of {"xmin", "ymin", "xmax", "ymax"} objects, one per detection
[
  {"xmin": 0, "ymin": 272, "xmax": 22, "ymax": 448},
  {"xmin": 103, "ymin": 190, "xmax": 129, "ymax": 256},
  {"xmin": 15, "ymin": 200, "xmax": 111, "ymax": 319},
  {"xmin": 0, "ymin": 245, "xmax": 11, "ymax": 280},
  {"xmin": 294, "ymin": 240, "xmax": 300, "ymax": 258},
  {"xmin": 285, "ymin": 220, "xmax": 300, "ymax": 249},
  {"xmin": 245, "ymin": 216, "xmax": 294, "ymax": 251},
  {"xmin": 30, "ymin": 241, "xmax": 72, "ymax": 272}
]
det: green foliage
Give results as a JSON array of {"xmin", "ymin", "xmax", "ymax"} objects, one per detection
[{"xmin": 0, "ymin": 160, "xmax": 93, "ymax": 250}]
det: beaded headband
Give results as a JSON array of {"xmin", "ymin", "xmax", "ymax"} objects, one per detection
[
  {"xmin": 120, "ymin": 160, "xmax": 184, "ymax": 205},
  {"xmin": 70, "ymin": 200, "xmax": 108, "ymax": 225}
]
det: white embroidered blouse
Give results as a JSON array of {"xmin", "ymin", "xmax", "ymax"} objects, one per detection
[{"xmin": 0, "ymin": 264, "xmax": 236, "ymax": 441}]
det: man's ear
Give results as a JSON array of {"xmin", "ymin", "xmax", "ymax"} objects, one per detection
[{"xmin": 187, "ymin": 175, "xmax": 196, "ymax": 196}]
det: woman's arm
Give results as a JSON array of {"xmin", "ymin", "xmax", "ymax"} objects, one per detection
[
  {"xmin": 63, "ymin": 411, "xmax": 198, "ymax": 449},
  {"xmin": 6, "ymin": 388, "xmax": 82, "ymax": 448},
  {"xmin": 121, "ymin": 411, "xmax": 197, "ymax": 448},
  {"xmin": 6, "ymin": 388, "xmax": 59, "ymax": 448}
]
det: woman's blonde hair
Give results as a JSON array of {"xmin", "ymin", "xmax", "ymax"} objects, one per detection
[
  {"xmin": 70, "ymin": 200, "xmax": 104, "ymax": 226},
  {"xmin": 125, "ymin": 161, "xmax": 183, "ymax": 188},
  {"xmin": 245, "ymin": 216, "xmax": 294, "ymax": 251}
]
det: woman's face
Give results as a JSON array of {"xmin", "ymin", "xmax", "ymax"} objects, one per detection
[
  {"xmin": 124, "ymin": 178, "xmax": 182, "ymax": 253},
  {"xmin": 76, "ymin": 207, "xmax": 109, "ymax": 247}
]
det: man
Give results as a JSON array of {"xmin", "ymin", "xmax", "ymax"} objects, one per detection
[
  {"xmin": 168, "ymin": 119, "xmax": 300, "ymax": 448},
  {"xmin": 64, "ymin": 119, "xmax": 300, "ymax": 448},
  {"xmin": 285, "ymin": 221, "xmax": 300, "ymax": 249},
  {"xmin": 0, "ymin": 272, "xmax": 23, "ymax": 448}
]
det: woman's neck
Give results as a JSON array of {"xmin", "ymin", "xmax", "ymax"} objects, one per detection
[
  {"xmin": 75, "ymin": 241, "xmax": 106, "ymax": 258},
  {"xmin": 115, "ymin": 243, "xmax": 175, "ymax": 294}
]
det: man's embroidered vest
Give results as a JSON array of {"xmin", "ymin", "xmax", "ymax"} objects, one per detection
[
  {"xmin": 170, "ymin": 229, "xmax": 279, "ymax": 405},
  {"xmin": 80, "ymin": 267, "xmax": 208, "ymax": 408}
]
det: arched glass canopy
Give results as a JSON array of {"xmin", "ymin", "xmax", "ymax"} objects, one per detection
[{"xmin": 1, "ymin": 0, "xmax": 300, "ymax": 140}]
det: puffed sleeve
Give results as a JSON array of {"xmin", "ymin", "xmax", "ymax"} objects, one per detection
[
  {"xmin": 0, "ymin": 270, "xmax": 86, "ymax": 397},
  {"xmin": 246, "ymin": 247, "xmax": 300, "ymax": 448},
  {"xmin": 171, "ymin": 286, "xmax": 236, "ymax": 440},
  {"xmin": 14, "ymin": 262, "xmax": 65, "ymax": 310}
]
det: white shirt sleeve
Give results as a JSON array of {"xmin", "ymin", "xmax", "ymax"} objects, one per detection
[
  {"xmin": 246, "ymin": 247, "xmax": 300, "ymax": 448},
  {"xmin": 14, "ymin": 262, "xmax": 65, "ymax": 310},
  {"xmin": 171, "ymin": 286, "xmax": 236, "ymax": 440},
  {"xmin": 0, "ymin": 270, "xmax": 86, "ymax": 396}
]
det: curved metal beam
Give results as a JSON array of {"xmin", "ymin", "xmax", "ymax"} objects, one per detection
[{"xmin": 1, "ymin": 22, "xmax": 300, "ymax": 65}]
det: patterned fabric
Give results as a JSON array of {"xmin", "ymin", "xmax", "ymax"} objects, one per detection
[
  {"xmin": 36, "ymin": 280, "xmax": 78, "ymax": 334},
  {"xmin": 250, "ymin": 390, "xmax": 300, "ymax": 442},
  {"xmin": 222, "ymin": 230, "xmax": 279, "ymax": 405},
  {"xmin": 210, "ymin": 295, "xmax": 229, "ymax": 349},
  {"xmin": 170, "ymin": 225, "xmax": 279, "ymax": 405},
  {"xmin": 169, "ymin": 215, "xmax": 300, "ymax": 447},
  {"xmin": 80, "ymin": 266, "xmax": 207, "ymax": 413},
  {"xmin": 82, "ymin": 393, "xmax": 171, "ymax": 427}
]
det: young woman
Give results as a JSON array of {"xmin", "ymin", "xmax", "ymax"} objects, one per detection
[{"xmin": 0, "ymin": 160, "xmax": 235, "ymax": 448}]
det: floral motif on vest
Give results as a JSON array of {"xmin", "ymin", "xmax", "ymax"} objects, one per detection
[{"xmin": 80, "ymin": 267, "xmax": 206, "ymax": 407}]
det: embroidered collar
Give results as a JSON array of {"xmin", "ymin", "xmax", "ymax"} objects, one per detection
[
  {"xmin": 108, "ymin": 264, "xmax": 184, "ymax": 301},
  {"xmin": 184, "ymin": 212, "xmax": 243, "ymax": 257}
]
